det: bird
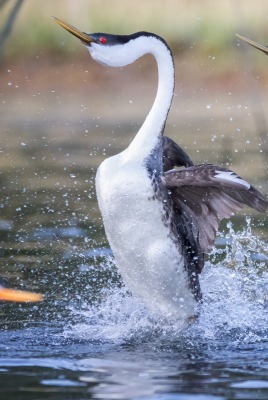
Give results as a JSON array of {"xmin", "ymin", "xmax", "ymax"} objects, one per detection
[
  {"xmin": 236, "ymin": 33, "xmax": 268, "ymax": 55},
  {"xmin": 54, "ymin": 17, "xmax": 268, "ymax": 324},
  {"xmin": 0, "ymin": 279, "xmax": 43, "ymax": 302}
]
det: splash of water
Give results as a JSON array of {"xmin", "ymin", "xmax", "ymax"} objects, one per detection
[
  {"xmin": 64, "ymin": 219, "xmax": 268, "ymax": 344},
  {"xmin": 197, "ymin": 218, "xmax": 268, "ymax": 341}
]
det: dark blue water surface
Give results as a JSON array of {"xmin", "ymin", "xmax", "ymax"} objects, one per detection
[
  {"xmin": 1, "ymin": 315, "xmax": 268, "ymax": 400},
  {"xmin": 0, "ymin": 217, "xmax": 268, "ymax": 400},
  {"xmin": 0, "ymin": 119, "xmax": 267, "ymax": 399}
]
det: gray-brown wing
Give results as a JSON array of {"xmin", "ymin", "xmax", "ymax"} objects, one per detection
[
  {"xmin": 162, "ymin": 164, "xmax": 268, "ymax": 262},
  {"xmin": 162, "ymin": 136, "xmax": 194, "ymax": 172}
]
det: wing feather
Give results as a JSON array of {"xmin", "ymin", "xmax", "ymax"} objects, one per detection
[
  {"xmin": 162, "ymin": 164, "xmax": 268, "ymax": 261},
  {"xmin": 162, "ymin": 136, "xmax": 194, "ymax": 171}
]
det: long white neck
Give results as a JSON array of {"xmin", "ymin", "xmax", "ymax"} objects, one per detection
[
  {"xmin": 88, "ymin": 34, "xmax": 175, "ymax": 162},
  {"xmin": 127, "ymin": 37, "xmax": 175, "ymax": 161}
]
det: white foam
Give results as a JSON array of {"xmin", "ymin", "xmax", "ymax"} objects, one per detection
[{"xmin": 64, "ymin": 221, "xmax": 268, "ymax": 344}]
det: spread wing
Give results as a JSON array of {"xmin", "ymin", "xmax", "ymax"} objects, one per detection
[
  {"xmin": 163, "ymin": 136, "xmax": 194, "ymax": 171},
  {"xmin": 162, "ymin": 164, "xmax": 268, "ymax": 267}
]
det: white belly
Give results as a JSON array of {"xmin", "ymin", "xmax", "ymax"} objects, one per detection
[{"xmin": 96, "ymin": 152, "xmax": 195, "ymax": 322}]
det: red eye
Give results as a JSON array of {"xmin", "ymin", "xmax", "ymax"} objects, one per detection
[{"xmin": 100, "ymin": 37, "xmax": 107, "ymax": 44}]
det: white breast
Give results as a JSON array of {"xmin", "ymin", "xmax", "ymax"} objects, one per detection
[{"xmin": 95, "ymin": 151, "xmax": 196, "ymax": 323}]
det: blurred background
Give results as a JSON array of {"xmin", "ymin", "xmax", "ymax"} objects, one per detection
[{"xmin": 0, "ymin": 0, "xmax": 268, "ymax": 307}]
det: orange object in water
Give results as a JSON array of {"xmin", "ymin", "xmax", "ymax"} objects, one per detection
[{"xmin": 0, "ymin": 287, "xmax": 43, "ymax": 302}]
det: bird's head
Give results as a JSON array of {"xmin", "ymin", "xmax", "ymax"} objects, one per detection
[
  {"xmin": 236, "ymin": 33, "xmax": 268, "ymax": 56},
  {"xmin": 53, "ymin": 17, "xmax": 166, "ymax": 67}
]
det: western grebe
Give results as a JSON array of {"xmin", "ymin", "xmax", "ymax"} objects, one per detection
[{"xmin": 54, "ymin": 18, "xmax": 268, "ymax": 323}]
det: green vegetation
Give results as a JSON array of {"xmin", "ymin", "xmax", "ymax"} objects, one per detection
[{"xmin": 1, "ymin": 0, "xmax": 268, "ymax": 63}]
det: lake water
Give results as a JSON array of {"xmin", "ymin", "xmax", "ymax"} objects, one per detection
[
  {"xmin": 0, "ymin": 125, "xmax": 267, "ymax": 399},
  {"xmin": 0, "ymin": 63, "xmax": 268, "ymax": 398},
  {"xmin": 0, "ymin": 222, "xmax": 268, "ymax": 400}
]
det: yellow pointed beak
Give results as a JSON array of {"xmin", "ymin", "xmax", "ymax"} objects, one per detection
[
  {"xmin": 236, "ymin": 33, "xmax": 268, "ymax": 55},
  {"xmin": 0, "ymin": 287, "xmax": 43, "ymax": 303},
  {"xmin": 53, "ymin": 16, "xmax": 95, "ymax": 46}
]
